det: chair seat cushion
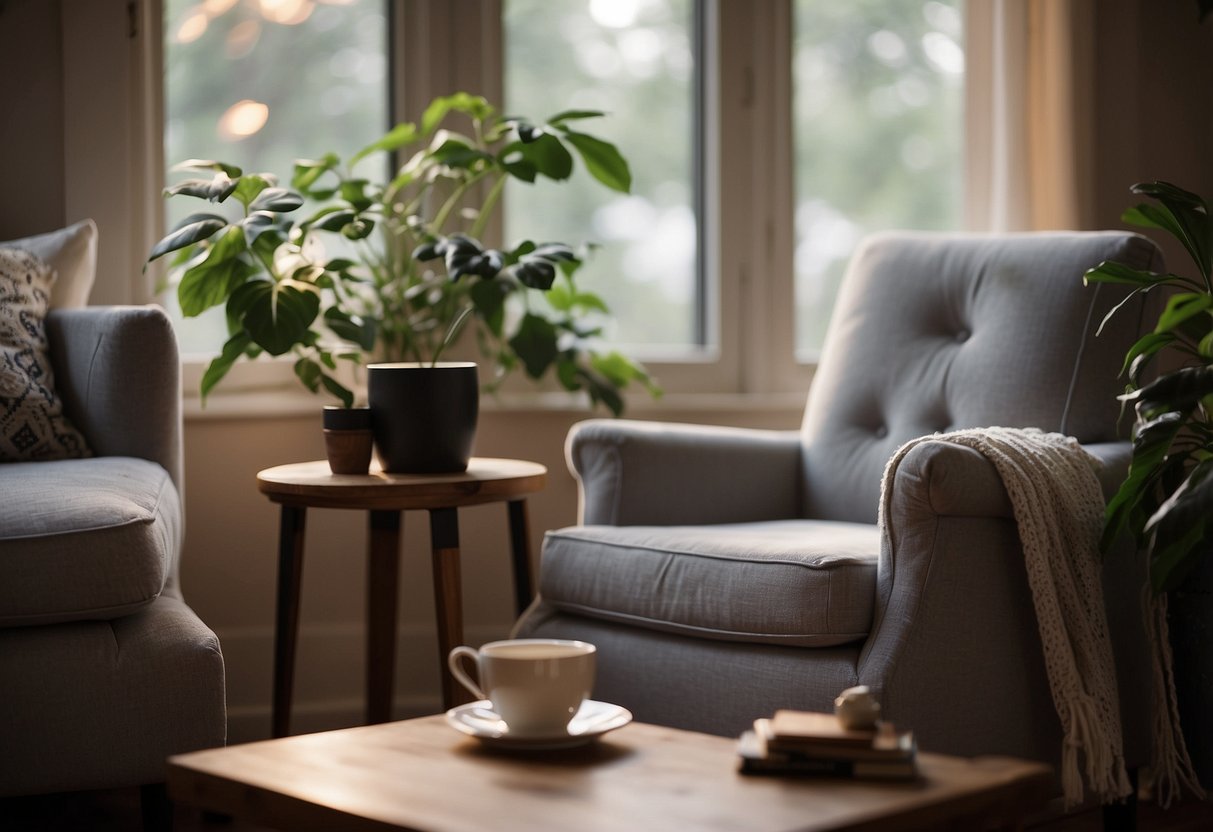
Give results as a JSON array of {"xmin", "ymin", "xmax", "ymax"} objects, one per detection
[
  {"xmin": 0, "ymin": 457, "xmax": 179, "ymax": 626},
  {"xmin": 539, "ymin": 520, "xmax": 879, "ymax": 647}
]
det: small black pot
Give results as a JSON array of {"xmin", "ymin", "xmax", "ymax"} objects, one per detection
[
  {"xmin": 367, "ymin": 362, "xmax": 479, "ymax": 473},
  {"xmin": 322, "ymin": 405, "xmax": 373, "ymax": 475}
]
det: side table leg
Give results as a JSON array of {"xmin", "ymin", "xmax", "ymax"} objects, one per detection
[
  {"xmin": 272, "ymin": 505, "xmax": 306, "ymax": 739},
  {"xmin": 507, "ymin": 499, "xmax": 535, "ymax": 617},
  {"xmin": 367, "ymin": 510, "xmax": 402, "ymax": 725},
  {"xmin": 429, "ymin": 507, "xmax": 466, "ymax": 709}
]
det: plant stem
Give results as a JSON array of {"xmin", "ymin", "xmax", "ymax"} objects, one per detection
[
  {"xmin": 469, "ymin": 174, "xmax": 506, "ymax": 241},
  {"xmin": 431, "ymin": 169, "xmax": 490, "ymax": 234}
]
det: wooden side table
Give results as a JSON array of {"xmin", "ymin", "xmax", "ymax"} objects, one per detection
[{"xmin": 256, "ymin": 457, "xmax": 547, "ymax": 738}]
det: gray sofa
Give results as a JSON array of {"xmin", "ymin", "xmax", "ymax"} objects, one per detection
[
  {"xmin": 0, "ymin": 306, "xmax": 226, "ymax": 797},
  {"xmin": 515, "ymin": 231, "xmax": 1160, "ymax": 786}
]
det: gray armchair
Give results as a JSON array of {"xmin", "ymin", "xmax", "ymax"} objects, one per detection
[
  {"xmin": 515, "ymin": 231, "xmax": 1160, "ymax": 780},
  {"xmin": 0, "ymin": 306, "xmax": 226, "ymax": 797}
]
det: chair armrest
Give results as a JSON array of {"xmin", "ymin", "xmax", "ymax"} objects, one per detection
[
  {"xmin": 856, "ymin": 437, "xmax": 1149, "ymax": 766},
  {"xmin": 1082, "ymin": 441, "xmax": 1131, "ymax": 500},
  {"xmin": 879, "ymin": 438, "xmax": 1130, "ymax": 522},
  {"xmin": 567, "ymin": 419, "xmax": 803, "ymax": 526},
  {"xmin": 46, "ymin": 306, "xmax": 182, "ymax": 492}
]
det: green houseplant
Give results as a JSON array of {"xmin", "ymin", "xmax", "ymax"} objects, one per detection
[
  {"xmin": 1084, "ymin": 180, "xmax": 1213, "ymax": 791},
  {"xmin": 1084, "ymin": 181, "xmax": 1213, "ymax": 593},
  {"xmin": 147, "ymin": 92, "xmax": 658, "ymax": 416}
]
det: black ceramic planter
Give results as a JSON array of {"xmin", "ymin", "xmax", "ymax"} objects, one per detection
[{"xmin": 367, "ymin": 362, "xmax": 479, "ymax": 473}]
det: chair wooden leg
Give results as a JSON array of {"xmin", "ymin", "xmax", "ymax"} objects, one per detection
[
  {"xmin": 140, "ymin": 782, "xmax": 173, "ymax": 832},
  {"xmin": 1102, "ymin": 767, "xmax": 1138, "ymax": 832}
]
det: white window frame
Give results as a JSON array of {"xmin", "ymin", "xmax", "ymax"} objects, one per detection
[{"xmin": 67, "ymin": 0, "xmax": 839, "ymax": 415}]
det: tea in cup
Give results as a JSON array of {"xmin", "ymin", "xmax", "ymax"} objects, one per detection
[{"xmin": 447, "ymin": 639, "xmax": 596, "ymax": 736}]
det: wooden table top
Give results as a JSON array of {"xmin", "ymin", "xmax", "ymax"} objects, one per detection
[
  {"xmin": 167, "ymin": 716, "xmax": 1053, "ymax": 832},
  {"xmin": 256, "ymin": 457, "xmax": 547, "ymax": 510}
]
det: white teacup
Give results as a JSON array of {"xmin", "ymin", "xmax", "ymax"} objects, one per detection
[{"xmin": 447, "ymin": 639, "xmax": 596, "ymax": 736}]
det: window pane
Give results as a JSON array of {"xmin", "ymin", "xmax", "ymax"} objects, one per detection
[
  {"xmin": 794, "ymin": 0, "xmax": 964, "ymax": 356},
  {"xmin": 162, "ymin": 0, "xmax": 389, "ymax": 354},
  {"xmin": 503, "ymin": 0, "xmax": 699, "ymax": 351}
]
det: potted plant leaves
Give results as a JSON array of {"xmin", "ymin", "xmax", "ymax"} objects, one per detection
[
  {"xmin": 147, "ymin": 92, "xmax": 660, "ymax": 472},
  {"xmin": 1084, "ymin": 180, "xmax": 1213, "ymax": 790}
]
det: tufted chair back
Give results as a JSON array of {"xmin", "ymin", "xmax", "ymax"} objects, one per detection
[{"xmin": 800, "ymin": 231, "xmax": 1164, "ymax": 524}]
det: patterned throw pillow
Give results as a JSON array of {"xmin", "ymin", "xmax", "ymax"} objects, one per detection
[{"xmin": 0, "ymin": 247, "xmax": 92, "ymax": 461}]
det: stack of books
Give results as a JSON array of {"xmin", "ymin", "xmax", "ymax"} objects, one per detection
[{"xmin": 737, "ymin": 709, "xmax": 918, "ymax": 780}]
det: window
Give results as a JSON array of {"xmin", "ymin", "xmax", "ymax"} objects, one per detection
[
  {"xmin": 793, "ymin": 0, "xmax": 964, "ymax": 357},
  {"xmin": 149, "ymin": 0, "xmax": 965, "ymax": 402},
  {"xmin": 503, "ymin": 0, "xmax": 701, "ymax": 353},
  {"xmin": 162, "ymin": 0, "xmax": 390, "ymax": 355}
]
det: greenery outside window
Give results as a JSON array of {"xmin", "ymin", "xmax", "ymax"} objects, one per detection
[{"xmin": 793, "ymin": 0, "xmax": 964, "ymax": 358}]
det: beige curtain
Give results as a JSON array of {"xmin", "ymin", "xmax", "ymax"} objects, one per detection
[{"xmin": 965, "ymin": 0, "xmax": 1097, "ymax": 231}]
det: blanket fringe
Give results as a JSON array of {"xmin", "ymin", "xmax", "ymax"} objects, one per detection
[{"xmin": 1142, "ymin": 587, "xmax": 1206, "ymax": 808}]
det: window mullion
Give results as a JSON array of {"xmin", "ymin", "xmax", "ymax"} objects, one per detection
[{"xmin": 714, "ymin": 0, "xmax": 800, "ymax": 396}]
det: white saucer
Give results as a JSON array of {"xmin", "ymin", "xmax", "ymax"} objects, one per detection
[{"xmin": 445, "ymin": 699, "xmax": 632, "ymax": 750}]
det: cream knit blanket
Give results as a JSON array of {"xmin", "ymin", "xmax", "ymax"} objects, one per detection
[{"xmin": 879, "ymin": 427, "xmax": 1135, "ymax": 808}]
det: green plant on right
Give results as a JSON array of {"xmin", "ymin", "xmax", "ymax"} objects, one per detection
[{"xmin": 1084, "ymin": 181, "xmax": 1213, "ymax": 593}]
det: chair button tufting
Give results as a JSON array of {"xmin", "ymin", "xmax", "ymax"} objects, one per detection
[{"xmin": 955, "ymin": 329, "xmax": 970, "ymax": 343}]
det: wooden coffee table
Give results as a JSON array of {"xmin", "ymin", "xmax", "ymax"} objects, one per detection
[{"xmin": 168, "ymin": 716, "xmax": 1053, "ymax": 831}]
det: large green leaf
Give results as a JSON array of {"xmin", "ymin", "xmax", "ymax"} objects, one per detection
[
  {"xmin": 573, "ymin": 365, "xmax": 625, "ymax": 417},
  {"xmin": 341, "ymin": 218, "xmax": 375, "ymax": 240},
  {"xmin": 293, "ymin": 356, "xmax": 323, "ymax": 392},
  {"xmin": 1146, "ymin": 457, "xmax": 1213, "ymax": 590},
  {"xmin": 429, "ymin": 139, "xmax": 492, "ymax": 170},
  {"xmin": 434, "ymin": 235, "xmax": 505, "ymax": 280},
  {"xmin": 498, "ymin": 142, "xmax": 538, "ymax": 182},
  {"xmin": 421, "ymin": 93, "xmax": 494, "ymax": 136},
  {"xmin": 1133, "ymin": 181, "xmax": 1206, "ymax": 208},
  {"xmin": 1125, "ymin": 183, "xmax": 1212, "ymax": 281},
  {"xmin": 508, "ymin": 313, "xmax": 559, "ymax": 378},
  {"xmin": 304, "ymin": 207, "xmax": 357, "ymax": 233},
  {"xmin": 562, "ymin": 131, "xmax": 632, "ymax": 193},
  {"xmin": 171, "ymin": 159, "xmax": 243, "ymax": 178},
  {"xmin": 1154, "ymin": 292, "xmax": 1213, "ymax": 334},
  {"xmin": 1101, "ymin": 411, "xmax": 1184, "ymax": 552},
  {"xmin": 292, "ymin": 154, "xmax": 340, "ymax": 193},
  {"xmin": 177, "ymin": 226, "xmax": 255, "ymax": 317},
  {"xmin": 163, "ymin": 172, "xmax": 238, "ymax": 203},
  {"xmin": 323, "ymin": 306, "xmax": 376, "ymax": 350},
  {"xmin": 350, "ymin": 123, "xmax": 418, "ymax": 167},
  {"xmin": 229, "ymin": 280, "xmax": 321, "ymax": 356},
  {"xmin": 239, "ymin": 211, "xmax": 282, "ymax": 244},
  {"xmin": 1083, "ymin": 260, "xmax": 1168, "ymax": 288},
  {"xmin": 519, "ymin": 132, "xmax": 574, "ymax": 181},
  {"xmin": 320, "ymin": 374, "xmax": 355, "ymax": 408},
  {"xmin": 148, "ymin": 213, "xmax": 227, "ymax": 261},
  {"xmin": 469, "ymin": 278, "xmax": 509, "ymax": 336},
  {"xmin": 249, "ymin": 187, "xmax": 304, "ymax": 213},
  {"xmin": 338, "ymin": 179, "xmax": 375, "ymax": 212},
  {"xmin": 1128, "ymin": 366, "xmax": 1213, "ymax": 418},
  {"xmin": 1121, "ymin": 331, "xmax": 1176, "ymax": 383},
  {"xmin": 591, "ymin": 351, "xmax": 644, "ymax": 388},
  {"xmin": 200, "ymin": 331, "xmax": 252, "ymax": 402},
  {"xmin": 546, "ymin": 109, "xmax": 605, "ymax": 125},
  {"xmin": 230, "ymin": 174, "xmax": 273, "ymax": 208}
]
